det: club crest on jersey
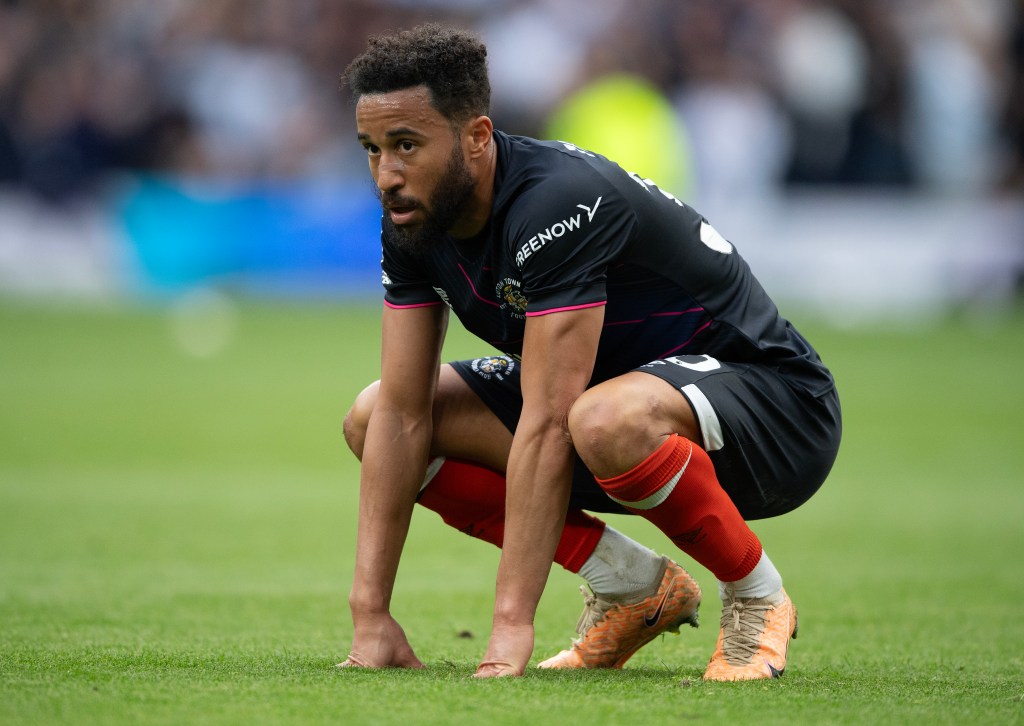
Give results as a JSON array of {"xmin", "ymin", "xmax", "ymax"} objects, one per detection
[
  {"xmin": 496, "ymin": 278, "xmax": 527, "ymax": 318},
  {"xmin": 470, "ymin": 355, "xmax": 516, "ymax": 381}
]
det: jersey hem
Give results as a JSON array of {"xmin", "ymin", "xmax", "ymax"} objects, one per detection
[{"xmin": 384, "ymin": 300, "xmax": 444, "ymax": 310}]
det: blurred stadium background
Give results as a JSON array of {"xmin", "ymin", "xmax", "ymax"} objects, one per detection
[{"xmin": 0, "ymin": 0, "xmax": 1022, "ymax": 322}]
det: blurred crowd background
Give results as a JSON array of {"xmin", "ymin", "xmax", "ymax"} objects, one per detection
[
  {"xmin": 1, "ymin": 0, "xmax": 1022, "ymax": 316},
  {"xmin": 3, "ymin": 0, "xmax": 1023, "ymax": 198}
]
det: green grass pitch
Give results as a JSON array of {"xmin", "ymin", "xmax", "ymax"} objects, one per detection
[{"xmin": 1, "ymin": 299, "xmax": 1022, "ymax": 724}]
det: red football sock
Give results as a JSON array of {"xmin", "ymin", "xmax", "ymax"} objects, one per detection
[
  {"xmin": 416, "ymin": 458, "xmax": 605, "ymax": 573},
  {"xmin": 595, "ymin": 434, "xmax": 761, "ymax": 582}
]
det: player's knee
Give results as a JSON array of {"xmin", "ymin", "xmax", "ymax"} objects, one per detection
[
  {"xmin": 568, "ymin": 388, "xmax": 638, "ymax": 473},
  {"xmin": 570, "ymin": 380, "xmax": 679, "ymax": 478},
  {"xmin": 343, "ymin": 380, "xmax": 380, "ymax": 460}
]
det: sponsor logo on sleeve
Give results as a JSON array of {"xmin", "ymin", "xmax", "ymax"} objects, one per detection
[{"xmin": 515, "ymin": 196, "xmax": 602, "ymax": 268}]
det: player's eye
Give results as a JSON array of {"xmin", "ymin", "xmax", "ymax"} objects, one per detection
[
  {"xmin": 398, "ymin": 140, "xmax": 415, "ymax": 153},
  {"xmin": 363, "ymin": 144, "xmax": 380, "ymax": 156}
]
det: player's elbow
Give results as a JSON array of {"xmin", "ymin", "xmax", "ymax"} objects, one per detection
[{"xmin": 518, "ymin": 398, "xmax": 576, "ymax": 452}]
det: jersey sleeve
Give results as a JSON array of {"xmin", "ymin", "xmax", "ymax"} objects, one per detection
[
  {"xmin": 380, "ymin": 229, "xmax": 443, "ymax": 308},
  {"xmin": 506, "ymin": 172, "xmax": 635, "ymax": 316}
]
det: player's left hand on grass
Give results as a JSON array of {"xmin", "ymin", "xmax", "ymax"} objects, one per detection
[
  {"xmin": 337, "ymin": 613, "xmax": 424, "ymax": 669},
  {"xmin": 473, "ymin": 622, "xmax": 534, "ymax": 678}
]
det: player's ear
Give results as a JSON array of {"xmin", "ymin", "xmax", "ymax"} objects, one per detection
[{"xmin": 465, "ymin": 115, "xmax": 493, "ymax": 160}]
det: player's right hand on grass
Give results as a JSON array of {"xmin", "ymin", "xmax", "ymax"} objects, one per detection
[{"xmin": 337, "ymin": 613, "xmax": 424, "ymax": 669}]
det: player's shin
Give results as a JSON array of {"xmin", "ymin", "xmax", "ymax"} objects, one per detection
[
  {"xmin": 594, "ymin": 434, "xmax": 763, "ymax": 583},
  {"xmin": 415, "ymin": 457, "xmax": 605, "ymax": 572}
]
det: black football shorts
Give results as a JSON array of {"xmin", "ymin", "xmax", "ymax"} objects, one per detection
[{"xmin": 450, "ymin": 353, "xmax": 841, "ymax": 521}]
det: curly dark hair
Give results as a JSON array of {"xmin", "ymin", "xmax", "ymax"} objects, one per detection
[{"xmin": 342, "ymin": 23, "xmax": 490, "ymax": 125}]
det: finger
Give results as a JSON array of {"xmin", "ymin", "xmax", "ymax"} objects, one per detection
[
  {"xmin": 336, "ymin": 652, "xmax": 371, "ymax": 669},
  {"xmin": 472, "ymin": 660, "xmax": 523, "ymax": 678},
  {"xmin": 337, "ymin": 650, "xmax": 424, "ymax": 669}
]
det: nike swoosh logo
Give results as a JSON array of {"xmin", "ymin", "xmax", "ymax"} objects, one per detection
[{"xmin": 643, "ymin": 588, "xmax": 671, "ymax": 627}]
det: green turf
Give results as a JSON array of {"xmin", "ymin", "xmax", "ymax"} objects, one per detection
[{"xmin": 1, "ymin": 299, "xmax": 1022, "ymax": 725}]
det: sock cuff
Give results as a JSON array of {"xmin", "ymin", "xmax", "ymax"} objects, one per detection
[
  {"xmin": 716, "ymin": 529, "xmax": 763, "ymax": 582},
  {"xmin": 596, "ymin": 434, "xmax": 692, "ymax": 503},
  {"xmin": 556, "ymin": 511, "xmax": 606, "ymax": 573}
]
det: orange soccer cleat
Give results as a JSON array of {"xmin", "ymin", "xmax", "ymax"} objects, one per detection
[
  {"xmin": 703, "ymin": 586, "xmax": 798, "ymax": 681},
  {"xmin": 538, "ymin": 557, "xmax": 701, "ymax": 670}
]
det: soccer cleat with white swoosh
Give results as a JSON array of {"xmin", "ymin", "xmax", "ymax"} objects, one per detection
[{"xmin": 538, "ymin": 557, "xmax": 701, "ymax": 669}]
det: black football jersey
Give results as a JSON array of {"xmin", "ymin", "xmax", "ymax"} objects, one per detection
[{"xmin": 382, "ymin": 131, "xmax": 833, "ymax": 395}]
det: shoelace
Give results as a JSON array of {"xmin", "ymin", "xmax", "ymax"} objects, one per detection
[
  {"xmin": 574, "ymin": 586, "xmax": 615, "ymax": 637},
  {"xmin": 720, "ymin": 599, "xmax": 772, "ymax": 662}
]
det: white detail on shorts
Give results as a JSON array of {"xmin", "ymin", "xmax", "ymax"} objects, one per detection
[
  {"xmin": 681, "ymin": 384, "xmax": 725, "ymax": 452},
  {"xmin": 665, "ymin": 354, "xmax": 722, "ymax": 372},
  {"xmin": 608, "ymin": 447, "xmax": 692, "ymax": 510},
  {"xmin": 420, "ymin": 456, "xmax": 446, "ymax": 492}
]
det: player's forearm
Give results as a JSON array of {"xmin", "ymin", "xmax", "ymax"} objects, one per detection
[
  {"xmin": 493, "ymin": 421, "xmax": 574, "ymax": 625},
  {"xmin": 349, "ymin": 407, "xmax": 432, "ymax": 617}
]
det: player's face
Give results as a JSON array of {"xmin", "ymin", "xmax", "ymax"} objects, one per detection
[{"xmin": 356, "ymin": 86, "xmax": 475, "ymax": 256}]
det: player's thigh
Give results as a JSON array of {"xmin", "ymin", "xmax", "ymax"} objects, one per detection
[
  {"xmin": 448, "ymin": 355, "xmax": 632, "ymax": 514},
  {"xmin": 431, "ymin": 363, "xmax": 513, "ymax": 471},
  {"xmin": 342, "ymin": 364, "xmax": 512, "ymax": 470}
]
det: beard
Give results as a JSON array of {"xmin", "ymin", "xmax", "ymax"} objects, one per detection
[{"xmin": 380, "ymin": 145, "xmax": 476, "ymax": 258}]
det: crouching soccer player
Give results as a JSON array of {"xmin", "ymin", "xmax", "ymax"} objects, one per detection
[{"xmin": 337, "ymin": 24, "xmax": 841, "ymax": 681}]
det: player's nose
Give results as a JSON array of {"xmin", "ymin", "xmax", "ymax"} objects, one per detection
[{"xmin": 376, "ymin": 159, "xmax": 405, "ymax": 192}]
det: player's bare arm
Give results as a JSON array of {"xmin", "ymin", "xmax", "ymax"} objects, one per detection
[
  {"xmin": 342, "ymin": 303, "xmax": 448, "ymax": 669},
  {"xmin": 475, "ymin": 305, "xmax": 604, "ymax": 677}
]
